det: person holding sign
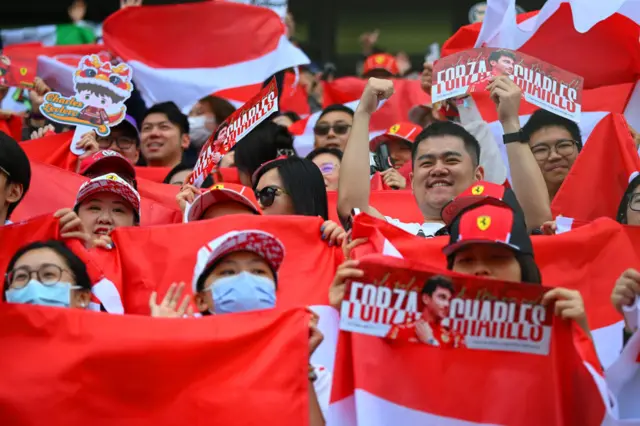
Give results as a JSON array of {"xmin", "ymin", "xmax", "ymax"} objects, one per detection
[
  {"xmin": 443, "ymin": 201, "xmax": 591, "ymax": 335},
  {"xmin": 337, "ymin": 77, "xmax": 551, "ymax": 237}
]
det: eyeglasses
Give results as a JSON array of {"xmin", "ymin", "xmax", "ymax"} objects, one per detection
[
  {"xmin": 0, "ymin": 165, "xmax": 10, "ymax": 178},
  {"xmin": 318, "ymin": 162, "xmax": 338, "ymax": 175},
  {"xmin": 629, "ymin": 193, "xmax": 640, "ymax": 212},
  {"xmin": 255, "ymin": 186, "xmax": 287, "ymax": 208},
  {"xmin": 313, "ymin": 123, "xmax": 351, "ymax": 136},
  {"xmin": 530, "ymin": 139, "xmax": 578, "ymax": 161},
  {"xmin": 97, "ymin": 136, "xmax": 138, "ymax": 151},
  {"xmin": 6, "ymin": 264, "xmax": 70, "ymax": 288}
]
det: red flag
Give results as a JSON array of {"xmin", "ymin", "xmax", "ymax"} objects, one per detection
[
  {"xmin": 20, "ymin": 131, "xmax": 77, "ymax": 170},
  {"xmin": 326, "ymin": 191, "xmax": 423, "ymax": 225},
  {"xmin": 103, "ymin": 2, "xmax": 308, "ymax": 111},
  {"xmin": 12, "ymin": 161, "xmax": 181, "ymax": 226},
  {"xmin": 110, "ymin": 215, "xmax": 343, "ymax": 314},
  {"xmin": 552, "ymin": 113, "xmax": 640, "ymax": 222},
  {"xmin": 134, "ymin": 166, "xmax": 172, "ymax": 183},
  {"xmin": 0, "ymin": 304, "xmax": 309, "ymax": 426}
]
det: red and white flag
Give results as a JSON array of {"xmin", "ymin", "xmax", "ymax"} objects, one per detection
[{"xmin": 102, "ymin": 2, "xmax": 309, "ymax": 112}]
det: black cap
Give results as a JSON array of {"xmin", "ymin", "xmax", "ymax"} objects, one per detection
[{"xmin": 0, "ymin": 131, "xmax": 31, "ymax": 217}]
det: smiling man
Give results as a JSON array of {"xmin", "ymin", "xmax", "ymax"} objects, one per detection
[
  {"xmin": 522, "ymin": 109, "xmax": 582, "ymax": 201},
  {"xmin": 140, "ymin": 102, "xmax": 190, "ymax": 168},
  {"xmin": 338, "ymin": 78, "xmax": 551, "ymax": 236}
]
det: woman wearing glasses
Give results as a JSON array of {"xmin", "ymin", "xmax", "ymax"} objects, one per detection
[
  {"xmin": 4, "ymin": 240, "xmax": 91, "ymax": 309},
  {"xmin": 253, "ymin": 156, "xmax": 346, "ymax": 246},
  {"xmin": 306, "ymin": 147, "xmax": 342, "ymax": 191},
  {"xmin": 611, "ymin": 173, "xmax": 640, "ymax": 343}
]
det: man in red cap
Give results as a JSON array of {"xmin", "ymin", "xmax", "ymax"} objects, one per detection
[
  {"xmin": 369, "ymin": 122, "xmax": 422, "ymax": 189},
  {"xmin": 362, "ymin": 53, "xmax": 400, "ymax": 79},
  {"xmin": 179, "ymin": 182, "xmax": 261, "ymax": 222}
]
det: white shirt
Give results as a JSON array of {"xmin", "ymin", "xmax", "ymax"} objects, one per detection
[
  {"xmin": 312, "ymin": 364, "xmax": 332, "ymax": 420},
  {"xmin": 4, "ymin": 220, "xmax": 12, "ymax": 225},
  {"xmin": 384, "ymin": 216, "xmax": 444, "ymax": 237}
]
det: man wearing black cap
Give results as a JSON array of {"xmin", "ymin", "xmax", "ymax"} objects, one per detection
[{"xmin": 0, "ymin": 132, "xmax": 31, "ymax": 225}]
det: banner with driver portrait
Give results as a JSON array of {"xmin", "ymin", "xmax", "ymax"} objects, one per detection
[
  {"xmin": 339, "ymin": 255, "xmax": 553, "ymax": 355},
  {"xmin": 430, "ymin": 47, "xmax": 584, "ymax": 122}
]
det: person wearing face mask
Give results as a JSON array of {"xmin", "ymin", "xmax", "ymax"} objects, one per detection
[
  {"xmin": 149, "ymin": 230, "xmax": 330, "ymax": 425},
  {"xmin": 187, "ymin": 114, "xmax": 215, "ymax": 149},
  {"xmin": 184, "ymin": 96, "xmax": 236, "ymax": 166},
  {"xmin": 4, "ymin": 240, "xmax": 91, "ymax": 309}
]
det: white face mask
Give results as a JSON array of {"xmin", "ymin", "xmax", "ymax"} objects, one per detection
[{"xmin": 188, "ymin": 115, "xmax": 214, "ymax": 148}]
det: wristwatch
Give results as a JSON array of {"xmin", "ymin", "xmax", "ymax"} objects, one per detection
[{"xmin": 503, "ymin": 130, "xmax": 528, "ymax": 144}]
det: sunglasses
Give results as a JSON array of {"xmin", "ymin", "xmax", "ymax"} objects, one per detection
[
  {"xmin": 0, "ymin": 165, "xmax": 10, "ymax": 178},
  {"xmin": 255, "ymin": 186, "xmax": 287, "ymax": 208},
  {"xmin": 313, "ymin": 123, "xmax": 351, "ymax": 136}
]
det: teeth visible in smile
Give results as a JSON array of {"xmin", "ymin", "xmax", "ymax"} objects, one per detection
[{"xmin": 432, "ymin": 182, "xmax": 451, "ymax": 187}]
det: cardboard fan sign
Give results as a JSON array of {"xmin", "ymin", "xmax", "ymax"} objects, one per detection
[
  {"xmin": 187, "ymin": 78, "xmax": 279, "ymax": 188},
  {"xmin": 340, "ymin": 256, "xmax": 553, "ymax": 356},
  {"xmin": 431, "ymin": 47, "xmax": 584, "ymax": 122},
  {"xmin": 39, "ymin": 54, "xmax": 134, "ymax": 156},
  {"xmin": 0, "ymin": 51, "xmax": 35, "ymax": 90}
]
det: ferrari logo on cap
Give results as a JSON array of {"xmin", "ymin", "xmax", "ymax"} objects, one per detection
[
  {"xmin": 20, "ymin": 67, "xmax": 27, "ymax": 76},
  {"xmin": 375, "ymin": 55, "xmax": 385, "ymax": 64},
  {"xmin": 105, "ymin": 174, "xmax": 119, "ymax": 181},
  {"xmin": 389, "ymin": 124, "xmax": 400, "ymax": 135},
  {"xmin": 477, "ymin": 215, "xmax": 491, "ymax": 231},
  {"xmin": 212, "ymin": 184, "xmax": 225, "ymax": 190},
  {"xmin": 471, "ymin": 185, "xmax": 484, "ymax": 195}
]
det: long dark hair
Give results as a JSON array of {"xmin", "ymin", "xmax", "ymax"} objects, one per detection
[
  {"xmin": 4, "ymin": 240, "xmax": 92, "ymax": 295},
  {"xmin": 446, "ymin": 251, "xmax": 542, "ymax": 285},
  {"xmin": 617, "ymin": 174, "xmax": 640, "ymax": 224},
  {"xmin": 253, "ymin": 156, "xmax": 329, "ymax": 220}
]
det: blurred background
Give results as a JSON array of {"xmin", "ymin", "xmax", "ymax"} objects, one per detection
[{"xmin": 0, "ymin": 0, "xmax": 547, "ymax": 74}]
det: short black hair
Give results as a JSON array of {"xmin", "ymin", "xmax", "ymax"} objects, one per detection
[
  {"xmin": 163, "ymin": 162, "xmax": 213, "ymax": 187},
  {"xmin": 522, "ymin": 109, "xmax": 583, "ymax": 151},
  {"xmin": 421, "ymin": 275, "xmax": 455, "ymax": 296},
  {"xmin": 306, "ymin": 147, "xmax": 343, "ymax": 162},
  {"xmin": 234, "ymin": 121, "xmax": 297, "ymax": 177},
  {"xmin": 281, "ymin": 111, "xmax": 301, "ymax": 123},
  {"xmin": 4, "ymin": 240, "xmax": 92, "ymax": 295},
  {"xmin": 617, "ymin": 173, "xmax": 640, "ymax": 224},
  {"xmin": 142, "ymin": 102, "xmax": 189, "ymax": 135},
  {"xmin": 411, "ymin": 121, "xmax": 481, "ymax": 168},
  {"xmin": 446, "ymin": 252, "xmax": 542, "ymax": 285},
  {"xmin": 318, "ymin": 104, "xmax": 354, "ymax": 121},
  {"xmin": 488, "ymin": 49, "xmax": 516, "ymax": 65},
  {"xmin": 0, "ymin": 131, "xmax": 31, "ymax": 219},
  {"xmin": 252, "ymin": 156, "xmax": 329, "ymax": 220}
]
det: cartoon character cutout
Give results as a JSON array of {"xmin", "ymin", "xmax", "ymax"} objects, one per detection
[
  {"xmin": 40, "ymin": 54, "xmax": 134, "ymax": 136},
  {"xmin": 74, "ymin": 55, "xmax": 132, "ymax": 128}
]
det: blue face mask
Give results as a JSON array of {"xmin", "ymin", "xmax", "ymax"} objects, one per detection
[
  {"xmin": 5, "ymin": 280, "xmax": 79, "ymax": 308},
  {"xmin": 209, "ymin": 271, "xmax": 276, "ymax": 315}
]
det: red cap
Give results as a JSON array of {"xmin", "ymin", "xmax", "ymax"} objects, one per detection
[
  {"xmin": 186, "ymin": 183, "xmax": 261, "ymax": 222},
  {"xmin": 79, "ymin": 149, "xmax": 136, "ymax": 181},
  {"xmin": 363, "ymin": 53, "xmax": 399, "ymax": 77},
  {"xmin": 443, "ymin": 204, "xmax": 532, "ymax": 256},
  {"xmin": 192, "ymin": 230, "xmax": 285, "ymax": 292},
  {"xmin": 440, "ymin": 181, "xmax": 520, "ymax": 224},
  {"xmin": 75, "ymin": 173, "xmax": 141, "ymax": 218},
  {"xmin": 369, "ymin": 122, "xmax": 422, "ymax": 152}
]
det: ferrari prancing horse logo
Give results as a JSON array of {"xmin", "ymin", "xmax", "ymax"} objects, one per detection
[
  {"xmin": 389, "ymin": 124, "xmax": 400, "ymax": 135},
  {"xmin": 471, "ymin": 185, "xmax": 485, "ymax": 195},
  {"xmin": 477, "ymin": 215, "xmax": 491, "ymax": 231}
]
